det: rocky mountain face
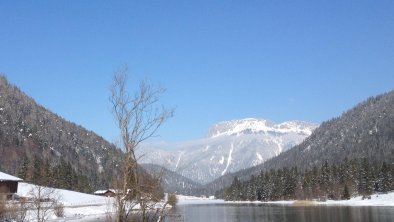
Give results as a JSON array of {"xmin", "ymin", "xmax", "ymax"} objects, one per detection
[
  {"xmin": 139, "ymin": 118, "xmax": 318, "ymax": 185},
  {"xmin": 204, "ymin": 90, "xmax": 394, "ymax": 195},
  {"xmin": 0, "ymin": 76, "xmax": 123, "ymax": 191}
]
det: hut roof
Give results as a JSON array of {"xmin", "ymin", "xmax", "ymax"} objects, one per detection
[
  {"xmin": 94, "ymin": 189, "xmax": 117, "ymax": 195},
  {"xmin": 0, "ymin": 171, "xmax": 23, "ymax": 182}
]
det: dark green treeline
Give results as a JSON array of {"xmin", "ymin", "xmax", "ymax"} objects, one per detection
[
  {"xmin": 18, "ymin": 155, "xmax": 92, "ymax": 193},
  {"xmin": 218, "ymin": 158, "xmax": 393, "ymax": 201}
]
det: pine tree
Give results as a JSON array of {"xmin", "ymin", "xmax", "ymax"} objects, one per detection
[
  {"xmin": 301, "ymin": 172, "xmax": 311, "ymax": 199},
  {"xmin": 246, "ymin": 175, "xmax": 257, "ymax": 201},
  {"xmin": 358, "ymin": 158, "xmax": 373, "ymax": 199},
  {"xmin": 311, "ymin": 166, "xmax": 319, "ymax": 198},
  {"xmin": 320, "ymin": 160, "xmax": 332, "ymax": 199},
  {"xmin": 32, "ymin": 155, "xmax": 43, "ymax": 185},
  {"xmin": 255, "ymin": 172, "xmax": 264, "ymax": 201},
  {"xmin": 227, "ymin": 176, "xmax": 242, "ymax": 201},
  {"xmin": 376, "ymin": 162, "xmax": 390, "ymax": 193},
  {"xmin": 18, "ymin": 155, "xmax": 29, "ymax": 180},
  {"xmin": 342, "ymin": 184, "xmax": 351, "ymax": 200},
  {"xmin": 260, "ymin": 172, "xmax": 272, "ymax": 201},
  {"xmin": 348, "ymin": 159, "xmax": 358, "ymax": 194},
  {"xmin": 283, "ymin": 167, "xmax": 297, "ymax": 200},
  {"xmin": 42, "ymin": 159, "xmax": 52, "ymax": 186},
  {"xmin": 273, "ymin": 169, "xmax": 285, "ymax": 200}
]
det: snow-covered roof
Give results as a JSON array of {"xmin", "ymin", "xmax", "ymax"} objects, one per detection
[
  {"xmin": 94, "ymin": 190, "xmax": 108, "ymax": 195},
  {"xmin": 0, "ymin": 171, "xmax": 23, "ymax": 181},
  {"xmin": 94, "ymin": 189, "xmax": 116, "ymax": 195}
]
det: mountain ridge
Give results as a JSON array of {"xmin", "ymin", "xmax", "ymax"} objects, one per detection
[{"xmin": 208, "ymin": 118, "xmax": 315, "ymax": 138}]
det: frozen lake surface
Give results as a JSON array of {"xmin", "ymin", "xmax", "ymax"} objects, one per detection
[{"xmin": 165, "ymin": 203, "xmax": 394, "ymax": 222}]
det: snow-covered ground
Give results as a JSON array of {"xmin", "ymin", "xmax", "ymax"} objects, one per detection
[
  {"xmin": 321, "ymin": 192, "xmax": 394, "ymax": 206},
  {"xmin": 12, "ymin": 183, "xmax": 394, "ymax": 221},
  {"xmin": 177, "ymin": 195, "xmax": 225, "ymax": 205},
  {"xmin": 16, "ymin": 182, "xmax": 112, "ymax": 221},
  {"xmin": 18, "ymin": 182, "xmax": 110, "ymax": 207},
  {"xmin": 15, "ymin": 183, "xmax": 167, "ymax": 221}
]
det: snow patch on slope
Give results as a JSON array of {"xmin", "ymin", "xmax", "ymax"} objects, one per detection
[
  {"xmin": 221, "ymin": 143, "xmax": 234, "ymax": 176},
  {"xmin": 175, "ymin": 151, "xmax": 184, "ymax": 169},
  {"xmin": 256, "ymin": 152, "xmax": 263, "ymax": 161},
  {"xmin": 219, "ymin": 156, "xmax": 224, "ymax": 164}
]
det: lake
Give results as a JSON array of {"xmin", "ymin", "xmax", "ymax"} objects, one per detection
[{"xmin": 165, "ymin": 203, "xmax": 394, "ymax": 222}]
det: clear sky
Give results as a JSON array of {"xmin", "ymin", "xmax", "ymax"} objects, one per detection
[{"xmin": 1, "ymin": 1, "xmax": 394, "ymax": 143}]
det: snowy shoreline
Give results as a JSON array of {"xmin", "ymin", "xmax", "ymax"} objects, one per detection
[
  {"xmin": 177, "ymin": 192, "xmax": 394, "ymax": 207},
  {"xmin": 14, "ymin": 183, "xmax": 394, "ymax": 221}
]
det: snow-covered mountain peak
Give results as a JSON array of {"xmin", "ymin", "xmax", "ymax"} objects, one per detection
[
  {"xmin": 140, "ymin": 117, "xmax": 318, "ymax": 184},
  {"xmin": 208, "ymin": 118, "xmax": 317, "ymax": 138}
]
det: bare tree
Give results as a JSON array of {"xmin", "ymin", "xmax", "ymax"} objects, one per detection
[
  {"xmin": 29, "ymin": 184, "xmax": 62, "ymax": 222},
  {"xmin": 0, "ymin": 185, "xmax": 28, "ymax": 222},
  {"xmin": 0, "ymin": 193, "xmax": 6, "ymax": 220},
  {"xmin": 110, "ymin": 66, "xmax": 174, "ymax": 222},
  {"xmin": 4, "ymin": 199, "xmax": 29, "ymax": 222}
]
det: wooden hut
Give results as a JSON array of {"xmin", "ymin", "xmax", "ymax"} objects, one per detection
[
  {"xmin": 94, "ymin": 189, "xmax": 116, "ymax": 197},
  {"xmin": 0, "ymin": 171, "xmax": 23, "ymax": 198}
]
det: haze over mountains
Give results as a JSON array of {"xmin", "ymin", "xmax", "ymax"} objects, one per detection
[
  {"xmin": 0, "ymin": 75, "xmax": 317, "ymax": 194},
  {"xmin": 139, "ymin": 119, "xmax": 318, "ymax": 184}
]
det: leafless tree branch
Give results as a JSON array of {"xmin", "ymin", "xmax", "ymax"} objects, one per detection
[{"xmin": 109, "ymin": 65, "xmax": 174, "ymax": 222}]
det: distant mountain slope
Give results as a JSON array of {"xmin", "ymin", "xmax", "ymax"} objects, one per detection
[
  {"xmin": 0, "ymin": 76, "xmax": 123, "ymax": 191},
  {"xmin": 139, "ymin": 118, "xmax": 317, "ymax": 184},
  {"xmin": 141, "ymin": 164, "xmax": 202, "ymax": 195},
  {"xmin": 203, "ymin": 90, "xmax": 394, "ymax": 194}
]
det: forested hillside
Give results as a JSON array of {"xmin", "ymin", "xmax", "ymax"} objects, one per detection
[
  {"xmin": 262, "ymin": 90, "xmax": 394, "ymax": 170},
  {"xmin": 0, "ymin": 76, "xmax": 123, "ymax": 192}
]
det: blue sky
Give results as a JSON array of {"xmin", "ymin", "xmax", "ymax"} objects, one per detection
[{"xmin": 1, "ymin": 1, "xmax": 394, "ymax": 142}]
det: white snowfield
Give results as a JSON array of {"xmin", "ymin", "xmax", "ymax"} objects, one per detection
[
  {"xmin": 17, "ymin": 182, "xmax": 112, "ymax": 221},
  {"xmin": 13, "ymin": 183, "xmax": 394, "ymax": 221},
  {"xmin": 18, "ymin": 182, "xmax": 110, "ymax": 207},
  {"xmin": 321, "ymin": 193, "xmax": 394, "ymax": 206}
]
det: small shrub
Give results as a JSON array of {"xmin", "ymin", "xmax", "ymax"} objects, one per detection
[
  {"xmin": 53, "ymin": 202, "xmax": 64, "ymax": 217},
  {"xmin": 0, "ymin": 196, "xmax": 28, "ymax": 222},
  {"xmin": 167, "ymin": 193, "xmax": 178, "ymax": 207},
  {"xmin": 18, "ymin": 198, "xmax": 29, "ymax": 222},
  {"xmin": 7, "ymin": 203, "xmax": 18, "ymax": 221}
]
